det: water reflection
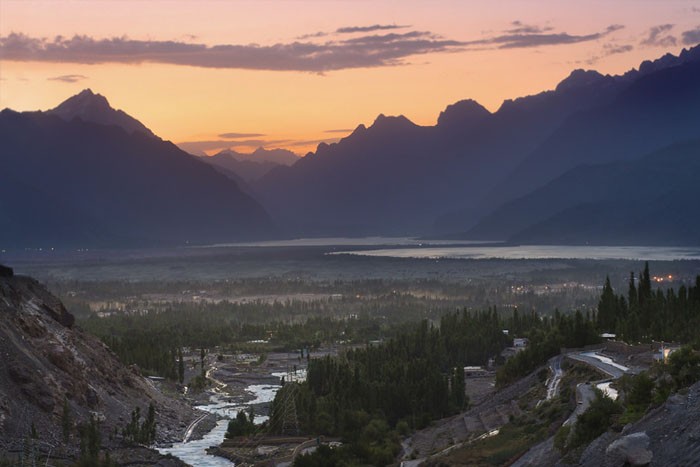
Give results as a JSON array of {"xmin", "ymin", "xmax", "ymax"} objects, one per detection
[{"xmin": 331, "ymin": 245, "xmax": 700, "ymax": 261}]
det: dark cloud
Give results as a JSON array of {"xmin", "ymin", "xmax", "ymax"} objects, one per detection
[
  {"xmin": 640, "ymin": 24, "xmax": 677, "ymax": 47},
  {"xmin": 336, "ymin": 24, "xmax": 410, "ymax": 34},
  {"xmin": 218, "ymin": 132, "xmax": 266, "ymax": 139},
  {"xmin": 47, "ymin": 73, "xmax": 88, "ymax": 83},
  {"xmin": 324, "ymin": 129, "xmax": 353, "ymax": 133},
  {"xmin": 603, "ymin": 43, "xmax": 634, "ymax": 55},
  {"xmin": 1, "ymin": 23, "xmax": 626, "ymax": 73},
  {"xmin": 465, "ymin": 24, "xmax": 623, "ymax": 49},
  {"xmin": 584, "ymin": 41, "xmax": 634, "ymax": 65},
  {"xmin": 297, "ymin": 31, "xmax": 328, "ymax": 40},
  {"xmin": 0, "ymin": 31, "xmax": 463, "ymax": 72},
  {"xmin": 682, "ymin": 26, "xmax": 700, "ymax": 45},
  {"xmin": 506, "ymin": 21, "xmax": 553, "ymax": 34}
]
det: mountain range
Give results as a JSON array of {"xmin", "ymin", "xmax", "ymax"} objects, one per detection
[
  {"xmin": 2, "ymin": 45, "xmax": 699, "ymax": 248},
  {"xmin": 251, "ymin": 44, "xmax": 700, "ymax": 242},
  {"xmin": 199, "ymin": 147, "xmax": 298, "ymax": 183},
  {"xmin": 0, "ymin": 90, "xmax": 273, "ymax": 248},
  {"xmin": 469, "ymin": 139, "xmax": 700, "ymax": 245}
]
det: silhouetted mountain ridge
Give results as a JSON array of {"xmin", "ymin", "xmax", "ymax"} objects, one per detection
[
  {"xmin": 200, "ymin": 149, "xmax": 294, "ymax": 183},
  {"xmin": 255, "ymin": 44, "xmax": 700, "ymax": 238},
  {"xmin": 0, "ymin": 107, "xmax": 273, "ymax": 248},
  {"xmin": 468, "ymin": 139, "xmax": 700, "ymax": 245},
  {"xmin": 47, "ymin": 88, "xmax": 155, "ymax": 137}
]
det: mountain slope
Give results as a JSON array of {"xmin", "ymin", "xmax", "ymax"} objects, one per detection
[
  {"xmin": 482, "ymin": 55, "xmax": 700, "ymax": 216},
  {"xmin": 255, "ymin": 75, "xmax": 625, "ymax": 236},
  {"xmin": 254, "ymin": 46, "xmax": 700, "ymax": 237},
  {"xmin": 0, "ymin": 106, "xmax": 273, "ymax": 248},
  {"xmin": 229, "ymin": 147, "xmax": 298, "ymax": 166},
  {"xmin": 200, "ymin": 148, "xmax": 297, "ymax": 182},
  {"xmin": 578, "ymin": 379, "xmax": 700, "ymax": 466},
  {"xmin": 468, "ymin": 139, "xmax": 700, "ymax": 245},
  {"xmin": 48, "ymin": 88, "xmax": 155, "ymax": 137},
  {"xmin": 0, "ymin": 269, "xmax": 197, "ymax": 461}
]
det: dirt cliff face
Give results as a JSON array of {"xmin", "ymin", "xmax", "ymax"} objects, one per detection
[{"xmin": 0, "ymin": 274, "xmax": 197, "ymax": 460}]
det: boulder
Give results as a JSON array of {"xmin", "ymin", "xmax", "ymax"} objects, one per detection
[
  {"xmin": 605, "ymin": 432, "xmax": 652, "ymax": 466},
  {"xmin": 41, "ymin": 302, "xmax": 75, "ymax": 328},
  {"xmin": 0, "ymin": 264, "xmax": 12, "ymax": 277}
]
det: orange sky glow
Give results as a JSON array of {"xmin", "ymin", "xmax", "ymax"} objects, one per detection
[{"xmin": 1, "ymin": 0, "xmax": 699, "ymax": 155}]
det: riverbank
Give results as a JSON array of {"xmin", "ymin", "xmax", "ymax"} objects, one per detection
[{"xmin": 158, "ymin": 347, "xmax": 335, "ymax": 466}]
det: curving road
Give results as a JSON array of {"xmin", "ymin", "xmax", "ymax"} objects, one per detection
[{"xmin": 566, "ymin": 351, "xmax": 631, "ymax": 379}]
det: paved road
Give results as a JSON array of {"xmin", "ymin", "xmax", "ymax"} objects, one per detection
[
  {"xmin": 563, "ymin": 383, "xmax": 596, "ymax": 427},
  {"xmin": 567, "ymin": 351, "xmax": 630, "ymax": 379}
]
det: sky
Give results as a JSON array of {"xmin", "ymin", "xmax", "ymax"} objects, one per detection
[{"xmin": 1, "ymin": 0, "xmax": 700, "ymax": 156}]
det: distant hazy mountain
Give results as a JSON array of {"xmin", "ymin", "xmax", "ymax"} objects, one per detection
[
  {"xmin": 47, "ymin": 88, "xmax": 155, "ymax": 137},
  {"xmin": 0, "ymin": 97, "xmax": 273, "ymax": 248},
  {"xmin": 468, "ymin": 139, "xmax": 700, "ymax": 245},
  {"xmin": 231, "ymin": 147, "xmax": 299, "ymax": 166},
  {"xmin": 251, "ymin": 45, "xmax": 700, "ymax": 238},
  {"xmin": 200, "ymin": 147, "xmax": 298, "ymax": 182},
  {"xmin": 480, "ymin": 53, "xmax": 700, "ymax": 220}
]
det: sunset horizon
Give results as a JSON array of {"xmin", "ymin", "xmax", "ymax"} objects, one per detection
[{"xmin": 2, "ymin": 0, "xmax": 699, "ymax": 155}]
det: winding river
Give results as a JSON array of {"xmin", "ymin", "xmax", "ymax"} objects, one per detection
[
  {"xmin": 158, "ymin": 383, "xmax": 278, "ymax": 466},
  {"xmin": 158, "ymin": 369, "xmax": 307, "ymax": 466}
]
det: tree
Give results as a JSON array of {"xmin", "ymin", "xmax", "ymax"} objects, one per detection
[
  {"xmin": 450, "ymin": 367, "xmax": 466, "ymax": 410},
  {"xmin": 122, "ymin": 403, "xmax": 157, "ymax": 445},
  {"xmin": 178, "ymin": 348, "xmax": 184, "ymax": 384},
  {"xmin": 62, "ymin": 397, "xmax": 73, "ymax": 443},
  {"xmin": 597, "ymin": 276, "xmax": 617, "ymax": 332},
  {"xmin": 225, "ymin": 410, "xmax": 256, "ymax": 438},
  {"xmin": 78, "ymin": 416, "xmax": 101, "ymax": 466}
]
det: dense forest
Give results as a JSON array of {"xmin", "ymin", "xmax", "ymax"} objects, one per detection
[
  {"xmin": 269, "ymin": 308, "xmax": 602, "ymax": 465},
  {"xmin": 597, "ymin": 263, "xmax": 700, "ymax": 344},
  {"xmin": 269, "ymin": 310, "xmax": 507, "ymax": 465},
  {"xmin": 271, "ymin": 265, "xmax": 700, "ymax": 465},
  {"xmin": 73, "ymin": 273, "xmax": 598, "ymax": 379},
  {"xmin": 80, "ymin": 306, "xmax": 393, "ymax": 378}
]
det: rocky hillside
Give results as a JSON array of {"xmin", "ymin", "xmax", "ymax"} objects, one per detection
[
  {"xmin": 0, "ymin": 266, "xmax": 198, "ymax": 464},
  {"xmin": 577, "ymin": 379, "xmax": 700, "ymax": 467}
]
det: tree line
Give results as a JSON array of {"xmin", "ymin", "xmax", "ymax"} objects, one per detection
[{"xmin": 597, "ymin": 263, "xmax": 700, "ymax": 344}]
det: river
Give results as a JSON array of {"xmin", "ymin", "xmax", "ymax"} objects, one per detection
[{"xmin": 158, "ymin": 377, "xmax": 290, "ymax": 466}]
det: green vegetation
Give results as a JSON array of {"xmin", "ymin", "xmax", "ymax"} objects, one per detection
[
  {"xmin": 557, "ymin": 346, "xmax": 700, "ymax": 455},
  {"xmin": 569, "ymin": 391, "xmax": 623, "ymax": 450},
  {"xmin": 496, "ymin": 309, "xmax": 600, "ymax": 386},
  {"xmin": 597, "ymin": 263, "xmax": 700, "ymax": 343},
  {"xmin": 62, "ymin": 273, "xmax": 599, "ymax": 380},
  {"xmin": 428, "ymin": 384, "xmax": 570, "ymax": 466},
  {"xmin": 62, "ymin": 397, "xmax": 73, "ymax": 443},
  {"xmin": 122, "ymin": 403, "xmax": 157, "ymax": 445},
  {"xmin": 226, "ymin": 410, "xmax": 257, "ymax": 438},
  {"xmin": 80, "ymin": 310, "xmax": 393, "ymax": 379},
  {"xmin": 76, "ymin": 415, "xmax": 114, "ymax": 467},
  {"xmin": 272, "ymin": 310, "xmax": 514, "ymax": 465}
]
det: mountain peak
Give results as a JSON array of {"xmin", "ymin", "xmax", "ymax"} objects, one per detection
[
  {"xmin": 555, "ymin": 69, "xmax": 609, "ymax": 92},
  {"xmin": 48, "ymin": 89, "xmax": 155, "ymax": 137},
  {"xmin": 370, "ymin": 113, "xmax": 416, "ymax": 131},
  {"xmin": 56, "ymin": 88, "xmax": 111, "ymax": 112},
  {"xmin": 437, "ymin": 99, "xmax": 490, "ymax": 128}
]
